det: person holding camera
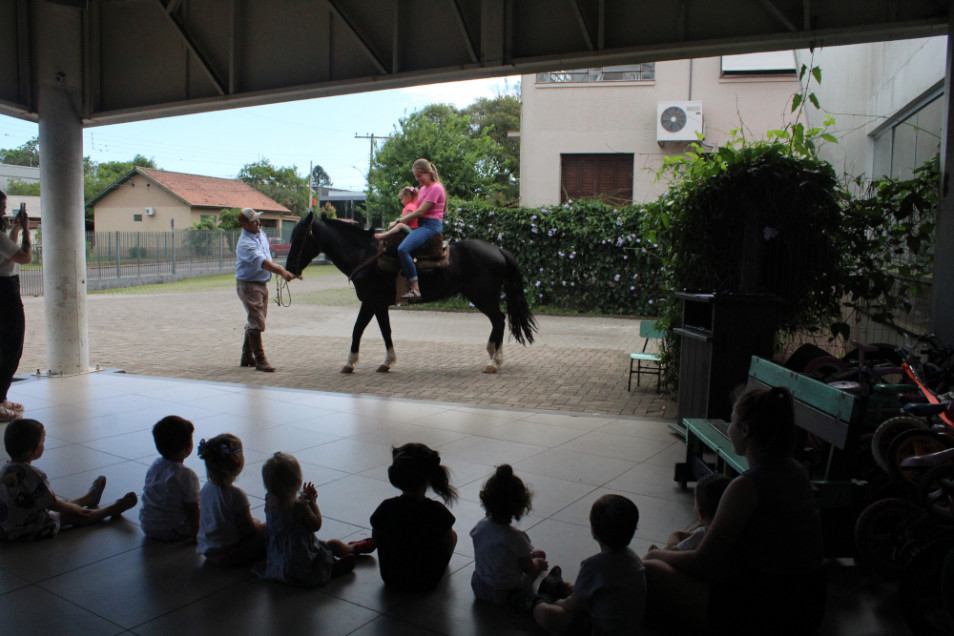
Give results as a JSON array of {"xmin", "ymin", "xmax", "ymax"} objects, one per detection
[{"xmin": 0, "ymin": 189, "xmax": 32, "ymax": 420}]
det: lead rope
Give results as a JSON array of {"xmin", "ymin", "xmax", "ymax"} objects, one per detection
[{"xmin": 274, "ymin": 277, "xmax": 292, "ymax": 307}]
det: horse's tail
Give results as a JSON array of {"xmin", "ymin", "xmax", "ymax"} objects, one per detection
[{"xmin": 502, "ymin": 248, "xmax": 537, "ymax": 346}]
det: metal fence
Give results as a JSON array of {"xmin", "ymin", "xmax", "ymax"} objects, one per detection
[{"xmin": 18, "ymin": 229, "xmax": 290, "ymax": 296}]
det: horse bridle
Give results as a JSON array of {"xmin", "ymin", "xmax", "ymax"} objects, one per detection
[{"xmin": 291, "ymin": 218, "xmax": 317, "ymax": 278}]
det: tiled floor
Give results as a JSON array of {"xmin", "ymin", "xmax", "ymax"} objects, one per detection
[{"xmin": 0, "ymin": 372, "xmax": 908, "ymax": 635}]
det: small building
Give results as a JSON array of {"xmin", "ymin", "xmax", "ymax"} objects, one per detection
[
  {"xmin": 88, "ymin": 167, "xmax": 297, "ymax": 234},
  {"xmin": 0, "ymin": 163, "xmax": 41, "ymax": 192},
  {"xmin": 318, "ymin": 187, "xmax": 367, "ymax": 221}
]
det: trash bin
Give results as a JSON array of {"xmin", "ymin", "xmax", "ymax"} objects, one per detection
[{"xmin": 674, "ymin": 291, "xmax": 777, "ymax": 424}]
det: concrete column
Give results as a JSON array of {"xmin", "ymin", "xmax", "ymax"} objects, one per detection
[
  {"xmin": 932, "ymin": 20, "xmax": 954, "ymax": 345},
  {"xmin": 36, "ymin": 4, "xmax": 89, "ymax": 375}
]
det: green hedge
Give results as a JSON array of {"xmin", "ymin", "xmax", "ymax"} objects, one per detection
[{"xmin": 444, "ymin": 199, "xmax": 666, "ymax": 315}]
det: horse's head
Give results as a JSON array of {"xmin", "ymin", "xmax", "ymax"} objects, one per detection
[{"xmin": 285, "ymin": 212, "xmax": 321, "ymax": 277}]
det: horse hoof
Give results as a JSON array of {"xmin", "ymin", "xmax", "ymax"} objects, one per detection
[
  {"xmin": 483, "ymin": 365, "xmax": 498, "ymax": 374},
  {"xmin": 341, "ymin": 366, "xmax": 354, "ymax": 374},
  {"xmin": 376, "ymin": 365, "xmax": 390, "ymax": 373}
]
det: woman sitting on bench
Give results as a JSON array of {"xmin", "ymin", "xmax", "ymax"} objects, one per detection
[{"xmin": 643, "ymin": 386, "xmax": 826, "ymax": 636}]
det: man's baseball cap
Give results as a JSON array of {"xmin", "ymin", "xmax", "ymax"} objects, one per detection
[{"xmin": 241, "ymin": 207, "xmax": 264, "ymax": 222}]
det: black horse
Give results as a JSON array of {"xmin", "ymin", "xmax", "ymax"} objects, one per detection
[{"xmin": 285, "ymin": 212, "xmax": 537, "ymax": 373}]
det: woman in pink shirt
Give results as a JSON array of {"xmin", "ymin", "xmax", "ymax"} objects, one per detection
[{"xmin": 396, "ymin": 158, "xmax": 445, "ymax": 301}]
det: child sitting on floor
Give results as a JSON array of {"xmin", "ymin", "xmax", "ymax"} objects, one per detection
[
  {"xmin": 470, "ymin": 464, "xmax": 569, "ymax": 608},
  {"xmin": 256, "ymin": 452, "xmax": 362, "ymax": 586},
  {"xmin": 370, "ymin": 442, "xmax": 458, "ymax": 591},
  {"xmin": 0, "ymin": 418, "xmax": 137, "ymax": 540},
  {"xmin": 533, "ymin": 494, "xmax": 647, "ymax": 636},
  {"xmin": 655, "ymin": 473, "xmax": 731, "ymax": 552},
  {"xmin": 140, "ymin": 415, "xmax": 200, "ymax": 541},
  {"xmin": 196, "ymin": 433, "xmax": 265, "ymax": 565}
]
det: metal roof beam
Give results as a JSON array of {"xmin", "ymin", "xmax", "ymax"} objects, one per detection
[
  {"xmin": 152, "ymin": 0, "xmax": 226, "ymax": 96},
  {"xmin": 758, "ymin": 0, "xmax": 798, "ymax": 33},
  {"xmin": 571, "ymin": 0, "xmax": 594, "ymax": 50},
  {"xmin": 449, "ymin": 0, "xmax": 478, "ymax": 63},
  {"xmin": 326, "ymin": 0, "xmax": 388, "ymax": 75}
]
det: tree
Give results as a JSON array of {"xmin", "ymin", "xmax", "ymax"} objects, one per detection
[
  {"xmin": 464, "ymin": 90, "xmax": 521, "ymax": 204},
  {"xmin": 238, "ymin": 159, "xmax": 308, "ymax": 216},
  {"xmin": 217, "ymin": 208, "xmax": 242, "ymax": 230},
  {"xmin": 367, "ymin": 104, "xmax": 496, "ymax": 222},
  {"xmin": 5, "ymin": 178, "xmax": 40, "ymax": 196},
  {"xmin": 0, "ymin": 137, "xmax": 40, "ymax": 167},
  {"xmin": 310, "ymin": 165, "xmax": 333, "ymax": 190}
]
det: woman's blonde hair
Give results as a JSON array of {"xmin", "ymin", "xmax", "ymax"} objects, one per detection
[
  {"xmin": 262, "ymin": 452, "xmax": 302, "ymax": 509},
  {"xmin": 412, "ymin": 158, "xmax": 440, "ymax": 183},
  {"xmin": 197, "ymin": 433, "xmax": 244, "ymax": 485}
]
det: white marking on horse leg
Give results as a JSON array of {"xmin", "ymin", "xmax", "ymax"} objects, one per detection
[
  {"xmin": 494, "ymin": 344, "xmax": 504, "ymax": 368},
  {"xmin": 377, "ymin": 347, "xmax": 397, "ymax": 373},
  {"xmin": 484, "ymin": 342, "xmax": 499, "ymax": 373},
  {"xmin": 341, "ymin": 351, "xmax": 359, "ymax": 374}
]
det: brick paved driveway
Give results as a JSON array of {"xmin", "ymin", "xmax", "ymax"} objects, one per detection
[{"xmin": 18, "ymin": 272, "xmax": 675, "ymax": 418}]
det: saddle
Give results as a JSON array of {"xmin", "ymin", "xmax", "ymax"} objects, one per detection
[{"xmin": 376, "ymin": 233, "xmax": 449, "ymax": 272}]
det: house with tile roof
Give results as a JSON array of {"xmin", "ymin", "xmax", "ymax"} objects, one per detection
[{"xmin": 88, "ymin": 167, "xmax": 298, "ymax": 235}]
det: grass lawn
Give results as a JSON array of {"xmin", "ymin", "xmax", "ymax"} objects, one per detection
[
  {"xmin": 89, "ymin": 268, "xmax": 614, "ymax": 317},
  {"xmin": 90, "ymin": 266, "xmax": 343, "ymax": 296}
]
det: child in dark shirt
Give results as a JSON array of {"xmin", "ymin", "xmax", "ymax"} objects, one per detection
[{"xmin": 370, "ymin": 443, "xmax": 457, "ymax": 591}]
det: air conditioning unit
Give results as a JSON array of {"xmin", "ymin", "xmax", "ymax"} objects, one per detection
[
  {"xmin": 656, "ymin": 101, "xmax": 704, "ymax": 142},
  {"xmin": 144, "ymin": 207, "xmax": 155, "ymax": 216}
]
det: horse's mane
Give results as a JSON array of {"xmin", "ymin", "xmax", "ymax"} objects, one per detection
[{"xmin": 320, "ymin": 216, "xmax": 375, "ymax": 244}]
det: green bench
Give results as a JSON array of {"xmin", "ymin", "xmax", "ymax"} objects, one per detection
[{"xmin": 674, "ymin": 356, "xmax": 869, "ymax": 556}]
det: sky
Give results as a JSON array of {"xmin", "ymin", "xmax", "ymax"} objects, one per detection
[{"xmin": 0, "ymin": 76, "xmax": 520, "ymax": 193}]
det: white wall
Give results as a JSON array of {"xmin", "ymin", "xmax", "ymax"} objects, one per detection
[
  {"xmin": 519, "ymin": 57, "xmax": 799, "ymax": 206},
  {"xmin": 801, "ymin": 37, "xmax": 946, "ymax": 181}
]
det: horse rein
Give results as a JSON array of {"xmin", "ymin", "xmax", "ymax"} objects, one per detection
[{"xmin": 274, "ymin": 277, "xmax": 292, "ymax": 307}]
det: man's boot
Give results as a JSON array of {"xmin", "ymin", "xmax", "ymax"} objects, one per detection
[
  {"xmin": 248, "ymin": 331, "xmax": 275, "ymax": 372},
  {"xmin": 240, "ymin": 332, "xmax": 255, "ymax": 367}
]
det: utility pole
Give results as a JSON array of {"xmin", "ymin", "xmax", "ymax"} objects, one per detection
[
  {"xmin": 308, "ymin": 161, "xmax": 314, "ymax": 213},
  {"xmin": 354, "ymin": 132, "xmax": 390, "ymax": 228}
]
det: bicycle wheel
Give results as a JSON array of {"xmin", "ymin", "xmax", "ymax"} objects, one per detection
[
  {"xmin": 899, "ymin": 537, "xmax": 954, "ymax": 636},
  {"xmin": 804, "ymin": 356, "xmax": 850, "ymax": 382},
  {"xmin": 919, "ymin": 464, "xmax": 954, "ymax": 522},
  {"xmin": 872, "ymin": 416, "xmax": 929, "ymax": 474},
  {"xmin": 854, "ymin": 497, "xmax": 929, "ymax": 579},
  {"xmin": 887, "ymin": 430, "xmax": 954, "ymax": 488}
]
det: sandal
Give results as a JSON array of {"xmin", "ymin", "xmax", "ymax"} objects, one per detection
[
  {"xmin": 87, "ymin": 475, "xmax": 107, "ymax": 509},
  {"xmin": 0, "ymin": 405, "xmax": 19, "ymax": 422},
  {"xmin": 399, "ymin": 289, "xmax": 422, "ymax": 302},
  {"xmin": 1, "ymin": 400, "xmax": 24, "ymax": 412},
  {"xmin": 110, "ymin": 492, "xmax": 138, "ymax": 518}
]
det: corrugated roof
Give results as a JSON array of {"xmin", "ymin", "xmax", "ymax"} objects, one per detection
[{"xmin": 137, "ymin": 168, "xmax": 291, "ymax": 213}]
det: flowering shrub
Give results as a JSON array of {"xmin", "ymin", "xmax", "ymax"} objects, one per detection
[{"xmin": 444, "ymin": 199, "xmax": 666, "ymax": 315}]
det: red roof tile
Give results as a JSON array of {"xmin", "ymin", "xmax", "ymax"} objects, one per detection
[{"xmin": 138, "ymin": 168, "xmax": 291, "ymax": 213}]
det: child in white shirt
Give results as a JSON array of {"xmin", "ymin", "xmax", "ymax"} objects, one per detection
[
  {"xmin": 470, "ymin": 464, "xmax": 568, "ymax": 609},
  {"xmin": 654, "ymin": 473, "xmax": 731, "ymax": 552},
  {"xmin": 196, "ymin": 433, "xmax": 265, "ymax": 565},
  {"xmin": 534, "ymin": 494, "xmax": 647, "ymax": 636},
  {"xmin": 140, "ymin": 416, "xmax": 200, "ymax": 541}
]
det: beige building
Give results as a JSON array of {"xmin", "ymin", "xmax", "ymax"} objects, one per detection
[
  {"xmin": 519, "ymin": 53, "xmax": 801, "ymax": 206},
  {"xmin": 89, "ymin": 168, "xmax": 296, "ymax": 234}
]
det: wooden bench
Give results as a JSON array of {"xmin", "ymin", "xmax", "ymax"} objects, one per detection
[{"xmin": 674, "ymin": 356, "xmax": 869, "ymax": 556}]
